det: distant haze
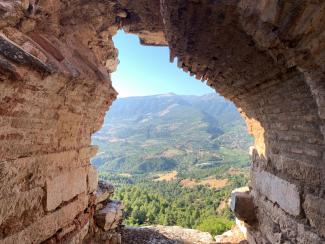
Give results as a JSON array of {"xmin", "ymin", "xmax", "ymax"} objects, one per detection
[{"xmin": 92, "ymin": 93, "xmax": 252, "ymax": 173}]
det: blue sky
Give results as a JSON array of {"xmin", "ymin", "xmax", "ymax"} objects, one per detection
[{"xmin": 112, "ymin": 31, "xmax": 214, "ymax": 97}]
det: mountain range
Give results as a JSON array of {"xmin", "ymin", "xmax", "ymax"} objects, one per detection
[{"xmin": 92, "ymin": 93, "xmax": 252, "ymax": 175}]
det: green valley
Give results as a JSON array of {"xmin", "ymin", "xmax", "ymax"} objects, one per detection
[{"xmin": 92, "ymin": 93, "xmax": 252, "ymax": 236}]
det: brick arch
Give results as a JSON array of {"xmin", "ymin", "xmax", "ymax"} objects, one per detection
[
  {"xmin": 160, "ymin": 1, "xmax": 325, "ymax": 242},
  {"xmin": 0, "ymin": 0, "xmax": 324, "ymax": 243}
]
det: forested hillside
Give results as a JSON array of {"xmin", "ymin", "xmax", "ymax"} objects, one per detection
[
  {"xmin": 92, "ymin": 93, "xmax": 252, "ymax": 236},
  {"xmin": 92, "ymin": 93, "xmax": 252, "ymax": 174}
]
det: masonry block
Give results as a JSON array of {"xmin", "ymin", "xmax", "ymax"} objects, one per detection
[
  {"xmin": 46, "ymin": 168, "xmax": 87, "ymax": 211},
  {"xmin": 2, "ymin": 193, "xmax": 88, "ymax": 244},
  {"xmin": 230, "ymin": 187, "xmax": 257, "ymax": 225},
  {"xmin": 303, "ymin": 194, "xmax": 325, "ymax": 238},
  {"xmin": 96, "ymin": 180, "xmax": 115, "ymax": 204},
  {"xmin": 94, "ymin": 200, "xmax": 123, "ymax": 231},
  {"xmin": 0, "ymin": 187, "xmax": 43, "ymax": 227},
  {"xmin": 252, "ymin": 170, "xmax": 300, "ymax": 216},
  {"xmin": 87, "ymin": 166, "xmax": 98, "ymax": 193}
]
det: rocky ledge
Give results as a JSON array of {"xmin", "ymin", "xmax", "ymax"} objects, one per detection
[
  {"xmin": 121, "ymin": 225, "xmax": 218, "ymax": 244},
  {"xmin": 84, "ymin": 180, "xmax": 124, "ymax": 244},
  {"xmin": 121, "ymin": 224, "xmax": 248, "ymax": 244}
]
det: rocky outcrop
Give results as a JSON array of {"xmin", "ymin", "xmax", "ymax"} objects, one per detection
[
  {"xmin": 0, "ymin": 0, "xmax": 324, "ymax": 243},
  {"xmin": 231, "ymin": 187, "xmax": 257, "ymax": 226},
  {"xmin": 86, "ymin": 181, "xmax": 123, "ymax": 244},
  {"xmin": 215, "ymin": 224, "xmax": 248, "ymax": 244},
  {"xmin": 94, "ymin": 200, "xmax": 123, "ymax": 231},
  {"xmin": 95, "ymin": 180, "xmax": 115, "ymax": 205},
  {"xmin": 121, "ymin": 225, "xmax": 215, "ymax": 244}
]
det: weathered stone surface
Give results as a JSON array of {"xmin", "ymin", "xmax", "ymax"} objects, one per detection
[
  {"xmin": 122, "ymin": 225, "xmax": 214, "ymax": 244},
  {"xmin": 254, "ymin": 190, "xmax": 299, "ymax": 240},
  {"xmin": 252, "ymin": 170, "xmax": 300, "ymax": 216},
  {"xmin": 56, "ymin": 223, "xmax": 76, "ymax": 240},
  {"xmin": 96, "ymin": 180, "xmax": 115, "ymax": 204},
  {"xmin": 297, "ymin": 224, "xmax": 325, "ymax": 244},
  {"xmin": 29, "ymin": 33, "xmax": 65, "ymax": 62},
  {"xmin": 0, "ymin": 54, "xmax": 26, "ymax": 79},
  {"xmin": 87, "ymin": 166, "xmax": 98, "ymax": 193},
  {"xmin": 0, "ymin": 1, "xmax": 24, "ymax": 27},
  {"xmin": 215, "ymin": 224, "xmax": 247, "ymax": 244},
  {"xmin": 46, "ymin": 167, "xmax": 87, "ymax": 211},
  {"xmin": 231, "ymin": 187, "xmax": 257, "ymax": 225},
  {"xmin": 0, "ymin": 33, "xmax": 53, "ymax": 73},
  {"xmin": 0, "ymin": 187, "xmax": 44, "ymax": 236},
  {"xmin": 88, "ymin": 229, "xmax": 122, "ymax": 244},
  {"xmin": 2, "ymin": 193, "xmax": 88, "ymax": 244},
  {"xmin": 0, "ymin": 149, "xmax": 88, "ymax": 198},
  {"xmin": 0, "ymin": 0, "xmax": 324, "ymax": 243},
  {"xmin": 303, "ymin": 194, "xmax": 325, "ymax": 238},
  {"xmin": 64, "ymin": 221, "xmax": 89, "ymax": 244},
  {"xmin": 94, "ymin": 200, "xmax": 123, "ymax": 231}
]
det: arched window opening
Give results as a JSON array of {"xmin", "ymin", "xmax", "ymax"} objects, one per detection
[{"xmin": 92, "ymin": 31, "xmax": 253, "ymax": 240}]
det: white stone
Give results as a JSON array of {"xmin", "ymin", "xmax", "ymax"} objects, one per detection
[{"xmin": 252, "ymin": 170, "xmax": 300, "ymax": 216}]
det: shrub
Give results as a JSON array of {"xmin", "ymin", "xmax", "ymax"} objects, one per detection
[{"xmin": 196, "ymin": 216, "xmax": 234, "ymax": 236}]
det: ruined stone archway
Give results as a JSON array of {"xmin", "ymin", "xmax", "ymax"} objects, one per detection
[{"xmin": 0, "ymin": 0, "xmax": 324, "ymax": 243}]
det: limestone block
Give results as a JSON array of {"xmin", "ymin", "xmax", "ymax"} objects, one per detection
[
  {"xmin": 0, "ymin": 0, "xmax": 23, "ymax": 26},
  {"xmin": 259, "ymin": 213, "xmax": 282, "ymax": 244},
  {"xmin": 96, "ymin": 180, "xmax": 115, "ymax": 204},
  {"xmin": 254, "ymin": 191, "xmax": 299, "ymax": 240},
  {"xmin": 0, "ymin": 1, "xmax": 18, "ymax": 12},
  {"xmin": 303, "ymin": 194, "xmax": 325, "ymax": 238},
  {"xmin": 252, "ymin": 170, "xmax": 300, "ymax": 216},
  {"xmin": 105, "ymin": 57, "xmax": 119, "ymax": 73},
  {"xmin": 297, "ymin": 224, "xmax": 325, "ymax": 244},
  {"xmin": 0, "ymin": 55, "xmax": 26, "ymax": 79},
  {"xmin": 0, "ymin": 150, "xmax": 83, "ymax": 198},
  {"xmin": 116, "ymin": 10, "xmax": 128, "ymax": 18},
  {"xmin": 56, "ymin": 223, "xmax": 76, "ymax": 240},
  {"xmin": 87, "ymin": 166, "xmax": 98, "ymax": 193},
  {"xmin": 0, "ymin": 187, "xmax": 43, "ymax": 226},
  {"xmin": 46, "ymin": 167, "xmax": 87, "ymax": 211},
  {"xmin": 94, "ymin": 200, "xmax": 123, "ymax": 231},
  {"xmin": 246, "ymin": 231, "xmax": 258, "ymax": 244},
  {"xmin": 64, "ymin": 221, "xmax": 89, "ymax": 244},
  {"xmin": 29, "ymin": 33, "xmax": 65, "ymax": 62},
  {"xmin": 92, "ymin": 230, "xmax": 122, "ymax": 244},
  {"xmin": 0, "ymin": 33, "xmax": 53, "ymax": 73},
  {"xmin": 79, "ymin": 146, "xmax": 98, "ymax": 161},
  {"xmin": 2, "ymin": 193, "xmax": 88, "ymax": 244},
  {"xmin": 230, "ymin": 187, "xmax": 257, "ymax": 225}
]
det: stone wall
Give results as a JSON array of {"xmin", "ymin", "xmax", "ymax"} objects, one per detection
[
  {"xmin": 0, "ymin": 0, "xmax": 324, "ymax": 243},
  {"xmin": 160, "ymin": 1, "xmax": 325, "ymax": 243},
  {"xmin": 0, "ymin": 1, "xmax": 121, "ymax": 242}
]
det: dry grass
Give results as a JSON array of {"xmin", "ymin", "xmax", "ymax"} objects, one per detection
[
  {"xmin": 154, "ymin": 171, "xmax": 178, "ymax": 181},
  {"xmin": 217, "ymin": 199, "xmax": 228, "ymax": 214},
  {"xmin": 180, "ymin": 177, "xmax": 228, "ymax": 189},
  {"xmin": 118, "ymin": 173, "xmax": 132, "ymax": 177},
  {"xmin": 161, "ymin": 149, "xmax": 183, "ymax": 157}
]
